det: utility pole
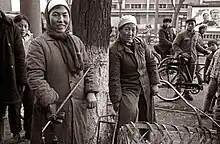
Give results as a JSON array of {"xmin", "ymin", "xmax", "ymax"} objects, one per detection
[
  {"xmin": 118, "ymin": 0, "xmax": 122, "ymax": 18},
  {"xmin": 20, "ymin": 0, "xmax": 42, "ymax": 37},
  {"xmin": 154, "ymin": 0, "xmax": 159, "ymax": 35}
]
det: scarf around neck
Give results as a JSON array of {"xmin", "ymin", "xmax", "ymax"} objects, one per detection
[{"xmin": 44, "ymin": 1, "xmax": 83, "ymax": 75}]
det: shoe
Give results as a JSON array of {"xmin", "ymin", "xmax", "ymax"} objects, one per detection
[
  {"xmin": 184, "ymin": 94, "xmax": 193, "ymax": 101},
  {"xmin": 9, "ymin": 133, "xmax": 20, "ymax": 144}
]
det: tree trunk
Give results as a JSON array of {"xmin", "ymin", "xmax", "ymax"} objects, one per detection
[
  {"xmin": 71, "ymin": 1, "xmax": 112, "ymax": 144},
  {"xmin": 20, "ymin": 0, "xmax": 42, "ymax": 37},
  {"xmin": 171, "ymin": 0, "xmax": 185, "ymax": 28}
]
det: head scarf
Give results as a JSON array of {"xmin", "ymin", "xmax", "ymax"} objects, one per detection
[
  {"xmin": 118, "ymin": 15, "xmax": 137, "ymax": 29},
  {"xmin": 45, "ymin": 0, "xmax": 83, "ymax": 74}
]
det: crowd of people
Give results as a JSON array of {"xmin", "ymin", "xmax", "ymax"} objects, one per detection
[{"xmin": 0, "ymin": 0, "xmax": 220, "ymax": 143}]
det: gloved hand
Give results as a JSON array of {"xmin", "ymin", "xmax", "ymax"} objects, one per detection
[
  {"xmin": 178, "ymin": 52, "xmax": 191, "ymax": 62},
  {"xmin": 113, "ymin": 102, "xmax": 120, "ymax": 112},
  {"xmin": 204, "ymin": 50, "xmax": 211, "ymax": 56}
]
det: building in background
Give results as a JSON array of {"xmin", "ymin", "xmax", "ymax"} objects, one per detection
[{"xmin": 111, "ymin": 0, "xmax": 207, "ymax": 33}]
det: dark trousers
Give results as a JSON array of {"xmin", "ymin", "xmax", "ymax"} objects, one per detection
[
  {"xmin": 203, "ymin": 78, "xmax": 217, "ymax": 112},
  {"xmin": 22, "ymin": 85, "xmax": 34, "ymax": 139},
  {"xmin": 0, "ymin": 102, "xmax": 22, "ymax": 135},
  {"xmin": 215, "ymin": 95, "xmax": 220, "ymax": 143}
]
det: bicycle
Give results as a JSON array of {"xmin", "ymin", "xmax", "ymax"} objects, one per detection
[{"xmin": 157, "ymin": 56, "xmax": 204, "ymax": 101}]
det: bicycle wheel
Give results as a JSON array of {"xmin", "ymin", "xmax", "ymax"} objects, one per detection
[
  {"xmin": 158, "ymin": 56, "xmax": 175, "ymax": 69},
  {"xmin": 158, "ymin": 67, "xmax": 187, "ymax": 101}
]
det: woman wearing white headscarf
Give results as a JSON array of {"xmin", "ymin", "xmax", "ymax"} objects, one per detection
[
  {"xmin": 109, "ymin": 15, "xmax": 160, "ymax": 141},
  {"xmin": 26, "ymin": 0, "xmax": 98, "ymax": 143}
]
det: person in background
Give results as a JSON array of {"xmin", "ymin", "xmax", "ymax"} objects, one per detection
[
  {"xmin": 196, "ymin": 24, "xmax": 208, "ymax": 86},
  {"xmin": 0, "ymin": 10, "xmax": 27, "ymax": 143},
  {"xmin": 202, "ymin": 44, "xmax": 220, "ymax": 143},
  {"xmin": 13, "ymin": 14, "xmax": 34, "ymax": 142},
  {"xmin": 203, "ymin": 39, "xmax": 219, "ymax": 115},
  {"xmin": 156, "ymin": 17, "xmax": 176, "ymax": 59},
  {"xmin": 26, "ymin": 0, "xmax": 98, "ymax": 143},
  {"xmin": 110, "ymin": 26, "xmax": 118, "ymax": 44},
  {"xmin": 109, "ymin": 15, "xmax": 160, "ymax": 142},
  {"xmin": 173, "ymin": 18, "xmax": 210, "ymax": 101}
]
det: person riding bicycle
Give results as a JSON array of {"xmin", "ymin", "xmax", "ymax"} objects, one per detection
[
  {"xmin": 173, "ymin": 18, "xmax": 210, "ymax": 101},
  {"xmin": 203, "ymin": 39, "xmax": 219, "ymax": 115},
  {"xmin": 154, "ymin": 17, "xmax": 176, "ymax": 59}
]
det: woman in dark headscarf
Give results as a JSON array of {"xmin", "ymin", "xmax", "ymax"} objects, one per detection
[{"xmin": 26, "ymin": 0, "xmax": 98, "ymax": 143}]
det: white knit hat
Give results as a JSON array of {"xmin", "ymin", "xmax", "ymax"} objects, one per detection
[
  {"xmin": 47, "ymin": 0, "xmax": 70, "ymax": 13},
  {"xmin": 118, "ymin": 15, "xmax": 137, "ymax": 29}
]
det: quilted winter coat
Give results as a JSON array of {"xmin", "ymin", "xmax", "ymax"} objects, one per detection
[
  {"xmin": 109, "ymin": 37, "xmax": 160, "ymax": 127},
  {"xmin": 26, "ymin": 32, "xmax": 98, "ymax": 144}
]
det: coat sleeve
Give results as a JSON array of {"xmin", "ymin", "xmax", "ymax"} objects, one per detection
[
  {"xmin": 109, "ymin": 47, "xmax": 122, "ymax": 104},
  {"xmin": 196, "ymin": 42, "xmax": 209, "ymax": 55},
  {"xmin": 173, "ymin": 33, "xmax": 183, "ymax": 57},
  {"xmin": 79, "ymin": 40, "xmax": 99, "ymax": 94},
  {"xmin": 26, "ymin": 39, "xmax": 59, "ymax": 108},
  {"xmin": 210, "ymin": 50, "xmax": 220, "ymax": 79},
  {"xmin": 204, "ymin": 54, "xmax": 212, "ymax": 77},
  {"xmin": 13, "ymin": 24, "xmax": 27, "ymax": 85},
  {"xmin": 145, "ymin": 45, "xmax": 160, "ymax": 85}
]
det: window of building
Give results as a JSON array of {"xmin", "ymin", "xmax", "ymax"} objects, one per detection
[
  {"xmin": 112, "ymin": 4, "xmax": 117, "ymax": 9},
  {"xmin": 181, "ymin": 4, "xmax": 188, "ymax": 8},
  {"xmin": 159, "ymin": 4, "xmax": 166, "ymax": 8},
  {"xmin": 142, "ymin": 4, "xmax": 147, "ymax": 9},
  {"xmin": 149, "ymin": 4, "xmax": 154, "ymax": 9},
  {"xmin": 131, "ymin": 4, "xmax": 141, "ymax": 9},
  {"xmin": 167, "ymin": 4, "xmax": 173, "ymax": 8},
  {"xmin": 125, "ymin": 4, "xmax": 130, "ymax": 9}
]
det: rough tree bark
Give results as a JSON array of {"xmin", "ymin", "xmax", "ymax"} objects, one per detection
[
  {"xmin": 171, "ymin": 0, "xmax": 185, "ymax": 28},
  {"xmin": 71, "ymin": 0, "xmax": 112, "ymax": 144}
]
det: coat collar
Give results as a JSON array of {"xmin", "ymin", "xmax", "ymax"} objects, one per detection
[
  {"xmin": 116, "ymin": 37, "xmax": 142, "ymax": 52},
  {"xmin": 42, "ymin": 32, "xmax": 56, "ymax": 41}
]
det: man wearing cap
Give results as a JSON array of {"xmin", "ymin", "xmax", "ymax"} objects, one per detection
[
  {"xmin": 155, "ymin": 17, "xmax": 176, "ymax": 59},
  {"xmin": 173, "ymin": 18, "xmax": 210, "ymax": 101}
]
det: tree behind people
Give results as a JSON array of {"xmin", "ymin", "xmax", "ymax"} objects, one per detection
[{"xmin": 71, "ymin": 0, "xmax": 112, "ymax": 143}]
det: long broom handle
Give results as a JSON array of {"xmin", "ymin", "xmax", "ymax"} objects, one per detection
[{"xmin": 41, "ymin": 67, "xmax": 91, "ymax": 133}]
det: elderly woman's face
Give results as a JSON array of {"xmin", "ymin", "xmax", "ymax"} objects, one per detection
[
  {"xmin": 49, "ymin": 6, "xmax": 70, "ymax": 33},
  {"xmin": 119, "ymin": 23, "xmax": 137, "ymax": 43}
]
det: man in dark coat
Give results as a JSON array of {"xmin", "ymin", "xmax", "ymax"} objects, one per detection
[
  {"xmin": 156, "ymin": 17, "xmax": 176, "ymax": 59},
  {"xmin": 173, "ymin": 18, "xmax": 210, "ymax": 101},
  {"xmin": 0, "ymin": 10, "xmax": 27, "ymax": 143}
]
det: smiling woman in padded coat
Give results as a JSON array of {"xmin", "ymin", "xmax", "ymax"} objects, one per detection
[
  {"xmin": 109, "ymin": 15, "xmax": 160, "ymax": 140},
  {"xmin": 26, "ymin": 0, "xmax": 98, "ymax": 143}
]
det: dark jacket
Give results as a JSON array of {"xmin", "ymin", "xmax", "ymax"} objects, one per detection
[
  {"xmin": 0, "ymin": 10, "xmax": 26, "ymax": 104},
  {"xmin": 173, "ymin": 30, "xmax": 209, "ymax": 62},
  {"xmin": 27, "ymin": 32, "xmax": 99, "ymax": 144},
  {"xmin": 109, "ymin": 37, "xmax": 160, "ymax": 126},
  {"xmin": 158, "ymin": 26, "xmax": 176, "ymax": 55}
]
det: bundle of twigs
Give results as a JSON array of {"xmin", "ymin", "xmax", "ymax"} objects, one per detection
[{"xmin": 116, "ymin": 121, "xmax": 217, "ymax": 144}]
